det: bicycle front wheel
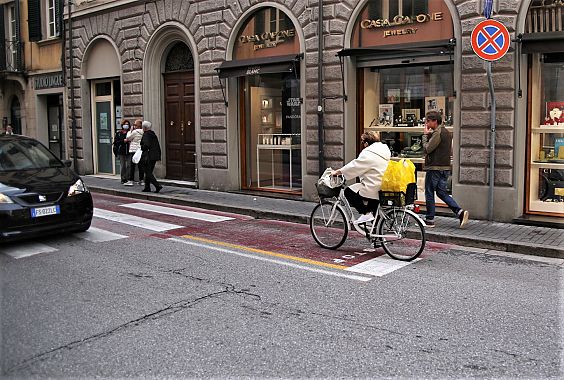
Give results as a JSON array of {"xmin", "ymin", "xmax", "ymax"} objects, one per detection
[
  {"xmin": 377, "ymin": 208, "xmax": 426, "ymax": 261},
  {"xmin": 310, "ymin": 201, "xmax": 348, "ymax": 249}
]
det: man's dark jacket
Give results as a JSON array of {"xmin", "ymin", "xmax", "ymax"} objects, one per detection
[{"xmin": 140, "ymin": 130, "xmax": 162, "ymax": 162}]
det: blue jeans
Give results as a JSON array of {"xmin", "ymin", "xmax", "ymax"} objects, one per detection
[{"xmin": 425, "ymin": 170, "xmax": 461, "ymax": 221}]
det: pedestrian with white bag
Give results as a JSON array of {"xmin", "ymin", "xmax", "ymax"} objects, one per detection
[{"xmin": 126, "ymin": 119, "xmax": 145, "ymax": 185}]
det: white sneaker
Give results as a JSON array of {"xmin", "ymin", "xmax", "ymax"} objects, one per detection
[
  {"xmin": 354, "ymin": 213, "xmax": 375, "ymax": 224},
  {"xmin": 124, "ymin": 181, "xmax": 134, "ymax": 186}
]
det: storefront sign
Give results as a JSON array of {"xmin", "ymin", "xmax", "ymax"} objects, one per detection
[
  {"xmin": 239, "ymin": 29, "xmax": 296, "ymax": 51},
  {"xmin": 360, "ymin": 13, "xmax": 444, "ymax": 38},
  {"xmin": 34, "ymin": 73, "xmax": 64, "ymax": 90}
]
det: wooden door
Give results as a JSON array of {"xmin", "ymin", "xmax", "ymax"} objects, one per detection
[{"xmin": 164, "ymin": 72, "xmax": 196, "ymax": 181}]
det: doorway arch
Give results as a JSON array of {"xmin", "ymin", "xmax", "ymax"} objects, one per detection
[
  {"xmin": 143, "ymin": 21, "xmax": 200, "ymax": 182},
  {"xmin": 163, "ymin": 42, "xmax": 196, "ymax": 181}
]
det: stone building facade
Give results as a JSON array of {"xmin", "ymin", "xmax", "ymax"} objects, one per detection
[{"xmin": 63, "ymin": 0, "xmax": 563, "ymax": 222}]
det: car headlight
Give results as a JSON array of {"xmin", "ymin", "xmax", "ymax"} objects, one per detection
[
  {"xmin": 68, "ymin": 179, "xmax": 88, "ymax": 196},
  {"xmin": 0, "ymin": 193, "xmax": 13, "ymax": 203}
]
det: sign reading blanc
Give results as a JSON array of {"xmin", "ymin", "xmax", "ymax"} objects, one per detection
[
  {"xmin": 471, "ymin": 19, "xmax": 510, "ymax": 61},
  {"xmin": 34, "ymin": 73, "xmax": 64, "ymax": 90}
]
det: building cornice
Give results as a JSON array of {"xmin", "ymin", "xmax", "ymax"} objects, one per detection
[{"xmin": 65, "ymin": 0, "xmax": 140, "ymax": 19}]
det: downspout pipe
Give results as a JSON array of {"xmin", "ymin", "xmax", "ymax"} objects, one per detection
[
  {"xmin": 68, "ymin": 0, "xmax": 78, "ymax": 171},
  {"xmin": 317, "ymin": 0, "xmax": 325, "ymax": 174}
]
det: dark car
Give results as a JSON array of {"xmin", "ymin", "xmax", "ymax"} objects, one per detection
[{"xmin": 0, "ymin": 134, "xmax": 93, "ymax": 242}]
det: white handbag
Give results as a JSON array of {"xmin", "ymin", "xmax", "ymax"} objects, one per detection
[{"xmin": 132, "ymin": 149, "xmax": 143, "ymax": 164}]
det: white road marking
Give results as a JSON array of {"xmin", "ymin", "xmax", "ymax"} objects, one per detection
[
  {"xmin": 169, "ymin": 237, "xmax": 372, "ymax": 282},
  {"xmin": 0, "ymin": 242, "xmax": 58, "ymax": 259},
  {"xmin": 93, "ymin": 208, "xmax": 182, "ymax": 232},
  {"xmin": 74, "ymin": 227, "xmax": 127, "ymax": 242},
  {"xmin": 346, "ymin": 255, "xmax": 420, "ymax": 277},
  {"xmin": 120, "ymin": 202, "xmax": 234, "ymax": 222}
]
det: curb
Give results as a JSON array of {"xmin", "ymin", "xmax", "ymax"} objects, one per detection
[{"xmin": 88, "ymin": 186, "xmax": 564, "ymax": 259}]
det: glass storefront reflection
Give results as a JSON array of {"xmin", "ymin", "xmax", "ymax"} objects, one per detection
[{"xmin": 244, "ymin": 72, "xmax": 301, "ymax": 193}]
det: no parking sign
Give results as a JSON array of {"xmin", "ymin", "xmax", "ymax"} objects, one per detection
[{"xmin": 471, "ymin": 19, "xmax": 510, "ymax": 61}]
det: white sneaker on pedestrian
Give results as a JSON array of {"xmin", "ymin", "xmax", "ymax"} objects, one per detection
[
  {"xmin": 458, "ymin": 210, "xmax": 469, "ymax": 228},
  {"xmin": 354, "ymin": 213, "xmax": 375, "ymax": 224},
  {"xmin": 124, "ymin": 181, "xmax": 134, "ymax": 186},
  {"xmin": 137, "ymin": 181, "xmax": 144, "ymax": 185}
]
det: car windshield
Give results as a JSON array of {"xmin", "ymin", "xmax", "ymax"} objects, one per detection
[{"xmin": 0, "ymin": 139, "xmax": 64, "ymax": 172}]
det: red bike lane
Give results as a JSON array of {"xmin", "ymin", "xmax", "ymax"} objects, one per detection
[{"xmin": 93, "ymin": 193, "xmax": 452, "ymax": 271}]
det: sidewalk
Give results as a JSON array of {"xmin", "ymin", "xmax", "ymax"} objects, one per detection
[{"xmin": 83, "ymin": 175, "xmax": 564, "ymax": 259}]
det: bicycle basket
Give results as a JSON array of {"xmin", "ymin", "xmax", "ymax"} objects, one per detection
[
  {"xmin": 379, "ymin": 183, "xmax": 418, "ymax": 206},
  {"xmin": 379, "ymin": 191, "xmax": 406, "ymax": 207},
  {"xmin": 316, "ymin": 182, "xmax": 341, "ymax": 198}
]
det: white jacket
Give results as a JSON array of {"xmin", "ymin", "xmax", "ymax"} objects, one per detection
[
  {"xmin": 340, "ymin": 142, "xmax": 391, "ymax": 199},
  {"xmin": 126, "ymin": 129, "xmax": 144, "ymax": 153}
]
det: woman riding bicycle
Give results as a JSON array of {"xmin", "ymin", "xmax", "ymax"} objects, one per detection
[{"xmin": 331, "ymin": 131, "xmax": 391, "ymax": 225}]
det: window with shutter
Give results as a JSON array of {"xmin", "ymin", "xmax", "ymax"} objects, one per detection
[
  {"xmin": 55, "ymin": 0, "xmax": 63, "ymax": 37},
  {"xmin": 28, "ymin": 0, "xmax": 42, "ymax": 42}
]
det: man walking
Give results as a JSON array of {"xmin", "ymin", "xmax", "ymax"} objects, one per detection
[
  {"xmin": 422, "ymin": 110, "xmax": 469, "ymax": 228},
  {"xmin": 139, "ymin": 121, "xmax": 163, "ymax": 193}
]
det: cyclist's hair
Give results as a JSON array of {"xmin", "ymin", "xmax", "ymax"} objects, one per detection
[
  {"xmin": 425, "ymin": 111, "xmax": 443, "ymax": 125},
  {"xmin": 361, "ymin": 131, "xmax": 380, "ymax": 145}
]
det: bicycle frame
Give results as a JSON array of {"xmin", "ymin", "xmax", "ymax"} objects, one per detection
[{"xmin": 320, "ymin": 186, "xmax": 424, "ymax": 244}]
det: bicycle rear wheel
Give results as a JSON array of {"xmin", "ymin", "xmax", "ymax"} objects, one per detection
[
  {"xmin": 377, "ymin": 208, "xmax": 425, "ymax": 261},
  {"xmin": 310, "ymin": 201, "xmax": 348, "ymax": 249}
]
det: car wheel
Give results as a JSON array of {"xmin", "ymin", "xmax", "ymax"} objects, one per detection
[{"xmin": 75, "ymin": 220, "xmax": 91, "ymax": 233}]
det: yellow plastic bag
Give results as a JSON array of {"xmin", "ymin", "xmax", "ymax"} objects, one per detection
[{"xmin": 381, "ymin": 159, "xmax": 416, "ymax": 192}]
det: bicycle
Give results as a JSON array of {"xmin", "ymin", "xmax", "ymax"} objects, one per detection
[{"xmin": 309, "ymin": 176, "xmax": 426, "ymax": 261}]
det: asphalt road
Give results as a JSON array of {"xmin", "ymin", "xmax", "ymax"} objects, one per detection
[{"xmin": 0, "ymin": 193, "xmax": 562, "ymax": 378}]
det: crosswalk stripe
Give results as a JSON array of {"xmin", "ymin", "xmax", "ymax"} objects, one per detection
[
  {"xmin": 120, "ymin": 202, "xmax": 234, "ymax": 222},
  {"xmin": 93, "ymin": 208, "xmax": 182, "ymax": 232},
  {"xmin": 0, "ymin": 242, "xmax": 58, "ymax": 259},
  {"xmin": 345, "ymin": 255, "xmax": 420, "ymax": 277},
  {"xmin": 74, "ymin": 227, "xmax": 127, "ymax": 242}
]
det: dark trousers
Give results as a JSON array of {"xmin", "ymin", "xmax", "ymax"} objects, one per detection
[
  {"xmin": 130, "ymin": 161, "xmax": 144, "ymax": 182},
  {"xmin": 344, "ymin": 187, "xmax": 379, "ymax": 215},
  {"xmin": 119, "ymin": 154, "xmax": 130, "ymax": 182},
  {"xmin": 424, "ymin": 170, "xmax": 461, "ymax": 220},
  {"xmin": 141, "ymin": 160, "xmax": 160, "ymax": 190}
]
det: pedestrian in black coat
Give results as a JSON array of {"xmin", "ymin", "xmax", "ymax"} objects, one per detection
[{"xmin": 140, "ymin": 121, "xmax": 163, "ymax": 193}]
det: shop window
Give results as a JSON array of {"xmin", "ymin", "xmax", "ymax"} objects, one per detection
[
  {"xmin": 527, "ymin": 53, "xmax": 564, "ymax": 215},
  {"xmin": 243, "ymin": 72, "xmax": 301, "ymax": 193},
  {"xmin": 362, "ymin": 63, "xmax": 454, "ymax": 201}
]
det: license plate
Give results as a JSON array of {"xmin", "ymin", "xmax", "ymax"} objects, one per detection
[{"xmin": 31, "ymin": 205, "xmax": 60, "ymax": 218}]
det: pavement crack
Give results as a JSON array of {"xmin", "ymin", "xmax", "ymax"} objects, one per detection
[
  {"xmin": 5, "ymin": 284, "xmax": 259, "ymax": 375},
  {"xmin": 309, "ymin": 311, "xmax": 406, "ymax": 336}
]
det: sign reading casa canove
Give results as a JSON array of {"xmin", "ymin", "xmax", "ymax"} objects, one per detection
[
  {"xmin": 240, "ymin": 29, "xmax": 296, "ymax": 51},
  {"xmin": 34, "ymin": 72, "xmax": 64, "ymax": 90},
  {"xmin": 360, "ymin": 12, "xmax": 444, "ymax": 37},
  {"xmin": 352, "ymin": 1, "xmax": 453, "ymax": 47}
]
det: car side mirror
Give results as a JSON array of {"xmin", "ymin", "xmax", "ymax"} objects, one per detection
[{"xmin": 63, "ymin": 159, "xmax": 72, "ymax": 167}]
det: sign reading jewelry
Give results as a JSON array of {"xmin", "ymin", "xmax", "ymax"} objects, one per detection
[{"xmin": 360, "ymin": 12, "xmax": 444, "ymax": 38}]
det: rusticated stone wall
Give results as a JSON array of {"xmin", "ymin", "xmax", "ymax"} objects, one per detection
[
  {"xmin": 456, "ymin": 0, "xmax": 519, "ymax": 188},
  {"xmin": 66, "ymin": 0, "xmax": 356, "ymax": 177},
  {"xmin": 66, "ymin": 0, "xmax": 522, "ymax": 191}
]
